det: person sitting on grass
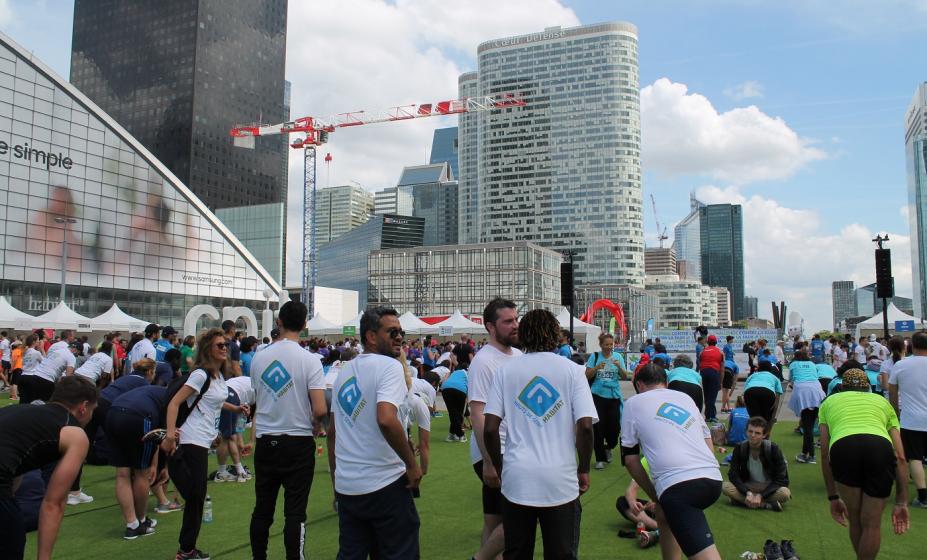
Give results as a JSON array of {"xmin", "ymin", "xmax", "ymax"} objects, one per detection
[
  {"xmin": 725, "ymin": 396, "xmax": 750, "ymax": 445},
  {"xmin": 615, "ymin": 457, "xmax": 660, "ymax": 549},
  {"xmin": 721, "ymin": 416, "xmax": 791, "ymax": 512}
]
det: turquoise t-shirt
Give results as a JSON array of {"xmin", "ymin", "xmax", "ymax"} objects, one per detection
[
  {"xmin": 827, "ymin": 376, "xmax": 843, "ymax": 396},
  {"xmin": 667, "ymin": 366, "xmax": 701, "ymax": 386},
  {"xmin": 816, "ymin": 363, "xmax": 837, "ymax": 380},
  {"xmin": 744, "ymin": 371, "xmax": 783, "ymax": 394},
  {"xmin": 241, "ymin": 351, "xmax": 255, "ymax": 377},
  {"xmin": 442, "ymin": 369, "xmax": 468, "ymax": 393},
  {"xmin": 585, "ymin": 352, "xmax": 624, "ymax": 400},
  {"xmin": 789, "ymin": 360, "xmax": 819, "ymax": 383}
]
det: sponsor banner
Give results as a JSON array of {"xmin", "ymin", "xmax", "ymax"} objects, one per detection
[{"xmin": 650, "ymin": 329, "xmax": 779, "ymax": 352}]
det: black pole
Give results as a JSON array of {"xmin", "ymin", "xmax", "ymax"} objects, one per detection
[
  {"xmin": 882, "ymin": 297, "xmax": 889, "ymax": 339},
  {"xmin": 569, "ymin": 252, "xmax": 574, "ymax": 345}
]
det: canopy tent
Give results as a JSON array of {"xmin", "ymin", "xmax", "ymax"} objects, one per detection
[
  {"xmin": 307, "ymin": 312, "xmax": 342, "ymax": 336},
  {"xmin": 399, "ymin": 311, "xmax": 438, "ymax": 335},
  {"xmin": 90, "ymin": 303, "xmax": 148, "ymax": 333},
  {"xmin": 432, "ymin": 310, "xmax": 485, "ymax": 336},
  {"xmin": 31, "ymin": 302, "xmax": 93, "ymax": 331},
  {"xmin": 0, "ymin": 296, "xmax": 34, "ymax": 330},
  {"xmin": 855, "ymin": 303, "xmax": 927, "ymax": 339},
  {"xmin": 555, "ymin": 307, "xmax": 603, "ymax": 353}
]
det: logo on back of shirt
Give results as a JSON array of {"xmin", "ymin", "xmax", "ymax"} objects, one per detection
[
  {"xmin": 260, "ymin": 360, "xmax": 294, "ymax": 401},
  {"xmin": 656, "ymin": 402, "xmax": 695, "ymax": 429},
  {"xmin": 338, "ymin": 376, "xmax": 366, "ymax": 423},
  {"xmin": 516, "ymin": 376, "xmax": 564, "ymax": 425}
]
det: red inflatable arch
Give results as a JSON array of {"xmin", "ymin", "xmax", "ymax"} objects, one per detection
[{"xmin": 580, "ymin": 299, "xmax": 627, "ymax": 340}]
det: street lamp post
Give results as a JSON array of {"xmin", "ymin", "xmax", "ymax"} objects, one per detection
[{"xmin": 54, "ymin": 217, "xmax": 78, "ymax": 304}]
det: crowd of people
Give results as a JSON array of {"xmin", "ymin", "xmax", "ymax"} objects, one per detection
[{"xmin": 0, "ymin": 303, "xmax": 925, "ymax": 559}]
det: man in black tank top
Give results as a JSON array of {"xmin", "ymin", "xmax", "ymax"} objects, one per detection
[{"xmin": 0, "ymin": 376, "xmax": 98, "ymax": 560}]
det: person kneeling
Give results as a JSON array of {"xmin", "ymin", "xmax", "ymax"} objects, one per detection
[{"xmin": 722, "ymin": 416, "xmax": 791, "ymax": 511}]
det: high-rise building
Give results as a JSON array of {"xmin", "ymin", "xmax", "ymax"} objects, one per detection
[
  {"xmin": 397, "ymin": 163, "xmax": 458, "ymax": 246},
  {"xmin": 645, "ymin": 275, "xmax": 704, "ymax": 330},
  {"xmin": 832, "ymin": 280, "xmax": 856, "ymax": 331},
  {"xmin": 855, "ymin": 282, "xmax": 915, "ymax": 317},
  {"xmin": 457, "ymin": 72, "xmax": 480, "ymax": 244},
  {"xmin": 216, "ymin": 203, "xmax": 286, "ymax": 284},
  {"xmin": 744, "ymin": 296, "xmax": 759, "ymax": 319},
  {"xmin": 700, "ymin": 204, "xmax": 745, "ymax": 319},
  {"xmin": 459, "ymin": 23, "xmax": 644, "ymax": 287},
  {"xmin": 429, "ymin": 127, "xmax": 458, "ymax": 178},
  {"xmin": 906, "ymin": 83, "xmax": 927, "ymax": 318},
  {"xmin": 315, "ymin": 184, "xmax": 374, "ymax": 245},
  {"xmin": 673, "ymin": 193, "xmax": 704, "ymax": 280},
  {"xmin": 712, "ymin": 286, "xmax": 732, "ymax": 326},
  {"xmin": 644, "ymin": 247, "xmax": 677, "ymax": 276},
  {"xmin": 374, "ymin": 186, "xmax": 413, "ymax": 216}
]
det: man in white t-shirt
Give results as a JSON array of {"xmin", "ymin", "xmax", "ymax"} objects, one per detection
[
  {"xmin": 74, "ymin": 342, "xmax": 115, "ymax": 385},
  {"xmin": 889, "ymin": 331, "xmax": 927, "ymax": 507},
  {"xmin": 621, "ymin": 362, "xmax": 723, "ymax": 560},
  {"xmin": 484, "ymin": 309, "xmax": 596, "ymax": 559},
  {"xmin": 328, "ymin": 307, "xmax": 421, "ymax": 559},
  {"xmin": 467, "ymin": 297, "xmax": 522, "ymax": 560},
  {"xmin": 48, "ymin": 330, "xmax": 75, "ymax": 355},
  {"xmin": 128, "ymin": 324, "xmax": 159, "ymax": 370},
  {"xmin": 24, "ymin": 344, "xmax": 79, "ymax": 403},
  {"xmin": 248, "ymin": 301, "xmax": 327, "ymax": 560}
]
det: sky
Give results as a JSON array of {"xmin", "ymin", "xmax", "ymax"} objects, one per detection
[{"xmin": 2, "ymin": 0, "xmax": 926, "ymax": 333}]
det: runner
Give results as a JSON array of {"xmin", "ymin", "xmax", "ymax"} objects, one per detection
[
  {"xmin": 585, "ymin": 332, "xmax": 628, "ymax": 470},
  {"xmin": 667, "ymin": 354, "xmax": 705, "ymax": 412},
  {"xmin": 699, "ymin": 335, "xmax": 725, "ymax": 422},
  {"xmin": 20, "ymin": 343, "xmax": 79, "ymax": 404},
  {"xmin": 742, "ymin": 366, "xmax": 783, "ymax": 429},
  {"xmin": 129, "ymin": 324, "xmax": 159, "ymax": 369},
  {"xmin": 74, "ymin": 341, "xmax": 114, "ymax": 387},
  {"xmin": 888, "ymin": 331, "xmax": 927, "ymax": 508},
  {"xmin": 788, "ymin": 350, "xmax": 826, "ymax": 464}
]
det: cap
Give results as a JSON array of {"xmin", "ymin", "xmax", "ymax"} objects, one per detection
[
  {"xmin": 144, "ymin": 323, "xmax": 161, "ymax": 336},
  {"xmin": 842, "ymin": 368, "xmax": 869, "ymax": 390},
  {"xmin": 869, "ymin": 334, "xmax": 877, "ymax": 342},
  {"xmin": 707, "ymin": 335, "xmax": 718, "ymax": 344},
  {"xmin": 161, "ymin": 326, "xmax": 177, "ymax": 336}
]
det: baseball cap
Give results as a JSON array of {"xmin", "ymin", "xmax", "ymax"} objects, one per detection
[
  {"xmin": 144, "ymin": 323, "xmax": 161, "ymax": 337},
  {"xmin": 707, "ymin": 335, "xmax": 718, "ymax": 344}
]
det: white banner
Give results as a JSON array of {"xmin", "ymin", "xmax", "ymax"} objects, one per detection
[{"xmin": 650, "ymin": 329, "xmax": 778, "ymax": 352}]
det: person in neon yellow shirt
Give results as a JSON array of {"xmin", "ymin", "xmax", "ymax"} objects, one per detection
[{"xmin": 819, "ymin": 369, "xmax": 909, "ymax": 560}]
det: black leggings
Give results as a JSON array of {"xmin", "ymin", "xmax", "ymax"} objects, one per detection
[
  {"xmin": 800, "ymin": 408, "xmax": 818, "ymax": 456},
  {"xmin": 19, "ymin": 375, "xmax": 55, "ymax": 404},
  {"xmin": 592, "ymin": 394, "xmax": 620, "ymax": 463},
  {"xmin": 743, "ymin": 387, "xmax": 777, "ymax": 423},
  {"xmin": 443, "ymin": 388, "xmax": 467, "ymax": 438},
  {"xmin": 668, "ymin": 381, "xmax": 704, "ymax": 412},
  {"xmin": 658, "ymin": 478, "xmax": 722, "ymax": 557},
  {"xmin": 169, "ymin": 444, "xmax": 209, "ymax": 552}
]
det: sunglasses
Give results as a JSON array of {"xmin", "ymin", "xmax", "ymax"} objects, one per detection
[
  {"xmin": 213, "ymin": 342, "xmax": 229, "ymax": 350},
  {"xmin": 386, "ymin": 328, "xmax": 406, "ymax": 340}
]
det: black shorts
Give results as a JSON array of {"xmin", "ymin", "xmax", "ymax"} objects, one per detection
[
  {"xmin": 829, "ymin": 434, "xmax": 897, "ymax": 498},
  {"xmin": 722, "ymin": 368, "xmax": 735, "ymax": 389},
  {"xmin": 105, "ymin": 407, "xmax": 158, "ymax": 470},
  {"xmin": 615, "ymin": 495, "xmax": 649, "ymax": 522},
  {"xmin": 743, "ymin": 387, "xmax": 777, "ymax": 422},
  {"xmin": 9, "ymin": 369, "xmax": 21, "ymax": 386},
  {"xmin": 1, "ymin": 360, "xmax": 10, "ymax": 372},
  {"xmin": 901, "ymin": 428, "xmax": 927, "ymax": 463},
  {"xmin": 218, "ymin": 388, "xmax": 240, "ymax": 439},
  {"xmin": 473, "ymin": 460, "xmax": 503, "ymax": 516},
  {"xmin": 658, "ymin": 478, "xmax": 722, "ymax": 557}
]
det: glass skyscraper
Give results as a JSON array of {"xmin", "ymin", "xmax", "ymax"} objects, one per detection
[
  {"xmin": 700, "ymin": 204, "xmax": 745, "ymax": 320},
  {"xmin": 832, "ymin": 280, "xmax": 856, "ymax": 331},
  {"xmin": 673, "ymin": 193, "xmax": 705, "ymax": 280},
  {"xmin": 398, "ymin": 162, "xmax": 458, "ymax": 247},
  {"xmin": 906, "ymin": 83, "xmax": 927, "ymax": 318},
  {"xmin": 458, "ymin": 23, "xmax": 644, "ymax": 287},
  {"xmin": 429, "ymin": 127, "xmax": 458, "ymax": 178}
]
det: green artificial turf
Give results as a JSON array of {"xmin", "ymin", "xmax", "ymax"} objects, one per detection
[{"xmin": 4, "ymin": 394, "xmax": 922, "ymax": 559}]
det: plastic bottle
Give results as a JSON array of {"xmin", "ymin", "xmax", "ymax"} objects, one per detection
[
  {"xmin": 316, "ymin": 443, "xmax": 324, "ymax": 457},
  {"xmin": 203, "ymin": 495, "xmax": 213, "ymax": 523}
]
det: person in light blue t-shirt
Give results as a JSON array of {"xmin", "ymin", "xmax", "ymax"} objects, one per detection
[
  {"xmin": 153, "ymin": 327, "xmax": 177, "ymax": 362},
  {"xmin": 787, "ymin": 351, "xmax": 826, "ymax": 464},
  {"xmin": 815, "ymin": 363, "xmax": 837, "ymax": 394},
  {"xmin": 743, "ymin": 364, "xmax": 783, "ymax": 427},
  {"xmin": 585, "ymin": 333, "xmax": 629, "ymax": 470},
  {"xmin": 666, "ymin": 354, "xmax": 704, "ymax": 412},
  {"xmin": 441, "ymin": 363, "xmax": 469, "ymax": 442}
]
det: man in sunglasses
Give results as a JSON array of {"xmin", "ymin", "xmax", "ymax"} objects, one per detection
[{"xmin": 328, "ymin": 307, "xmax": 422, "ymax": 559}]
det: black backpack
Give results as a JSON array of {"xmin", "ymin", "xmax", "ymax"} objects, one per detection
[{"xmin": 165, "ymin": 370, "xmax": 212, "ymax": 428}]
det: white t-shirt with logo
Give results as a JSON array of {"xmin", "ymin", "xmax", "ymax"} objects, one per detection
[
  {"xmin": 484, "ymin": 352, "xmax": 597, "ymax": 507},
  {"xmin": 32, "ymin": 349, "xmax": 76, "ymax": 383},
  {"xmin": 621, "ymin": 387, "xmax": 721, "ymax": 498},
  {"xmin": 129, "ymin": 338, "xmax": 157, "ymax": 367},
  {"xmin": 410, "ymin": 377, "xmax": 436, "ymax": 408},
  {"xmin": 0, "ymin": 338, "xmax": 10, "ymax": 362},
  {"xmin": 468, "ymin": 344, "xmax": 523, "ymax": 464},
  {"xmin": 889, "ymin": 355, "xmax": 927, "ymax": 431},
  {"xmin": 250, "ymin": 339, "xmax": 325, "ymax": 437},
  {"xmin": 227, "ymin": 375, "xmax": 255, "ymax": 406},
  {"xmin": 179, "ymin": 369, "xmax": 228, "ymax": 448},
  {"xmin": 74, "ymin": 352, "xmax": 114, "ymax": 383},
  {"xmin": 48, "ymin": 340, "xmax": 69, "ymax": 355},
  {"xmin": 22, "ymin": 348, "xmax": 42, "ymax": 374},
  {"xmin": 332, "ymin": 353, "xmax": 408, "ymax": 495}
]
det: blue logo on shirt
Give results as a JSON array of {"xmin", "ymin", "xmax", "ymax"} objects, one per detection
[
  {"xmin": 338, "ymin": 376, "xmax": 362, "ymax": 417},
  {"xmin": 260, "ymin": 360, "xmax": 293, "ymax": 399},
  {"xmin": 517, "ymin": 376, "xmax": 560, "ymax": 417},
  {"xmin": 656, "ymin": 403, "xmax": 691, "ymax": 426}
]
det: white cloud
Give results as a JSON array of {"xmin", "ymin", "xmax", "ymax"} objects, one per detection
[
  {"xmin": 0, "ymin": 0, "xmax": 13, "ymax": 27},
  {"xmin": 641, "ymin": 78, "xmax": 827, "ymax": 185},
  {"xmin": 695, "ymin": 185, "xmax": 912, "ymax": 332},
  {"xmin": 284, "ymin": 0, "xmax": 580, "ymax": 283},
  {"xmin": 723, "ymin": 80, "xmax": 764, "ymax": 100}
]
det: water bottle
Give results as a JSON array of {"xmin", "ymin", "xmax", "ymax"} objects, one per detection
[
  {"xmin": 203, "ymin": 495, "xmax": 213, "ymax": 523},
  {"xmin": 316, "ymin": 442, "xmax": 324, "ymax": 457}
]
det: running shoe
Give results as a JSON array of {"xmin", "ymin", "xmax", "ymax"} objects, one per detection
[
  {"xmin": 763, "ymin": 539, "xmax": 784, "ymax": 560},
  {"xmin": 236, "ymin": 472, "xmax": 251, "ymax": 483},
  {"xmin": 795, "ymin": 453, "xmax": 816, "ymax": 464},
  {"xmin": 175, "ymin": 549, "xmax": 210, "ymax": 560},
  {"xmin": 142, "ymin": 428, "xmax": 167, "ymax": 443},
  {"xmin": 617, "ymin": 529, "xmax": 637, "ymax": 538},
  {"xmin": 457, "ymin": 434, "xmax": 467, "ymax": 443},
  {"xmin": 213, "ymin": 470, "xmax": 237, "ymax": 483},
  {"xmin": 910, "ymin": 498, "xmax": 927, "ymax": 508},
  {"xmin": 594, "ymin": 461, "xmax": 606, "ymax": 470},
  {"xmin": 605, "ymin": 448, "xmax": 613, "ymax": 463},
  {"xmin": 155, "ymin": 501, "xmax": 184, "ymax": 514},
  {"xmin": 764, "ymin": 500, "xmax": 783, "ymax": 512},
  {"xmin": 67, "ymin": 491, "xmax": 94, "ymax": 505},
  {"xmin": 638, "ymin": 530, "xmax": 659, "ymax": 548},
  {"xmin": 780, "ymin": 539, "xmax": 799, "ymax": 560},
  {"xmin": 445, "ymin": 434, "xmax": 456, "ymax": 443},
  {"xmin": 123, "ymin": 521, "xmax": 155, "ymax": 540}
]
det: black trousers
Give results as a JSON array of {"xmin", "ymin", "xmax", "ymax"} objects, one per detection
[
  {"xmin": 700, "ymin": 369, "xmax": 721, "ymax": 420},
  {"xmin": 591, "ymin": 394, "xmax": 620, "ymax": 463},
  {"xmin": 744, "ymin": 387, "xmax": 777, "ymax": 423},
  {"xmin": 0, "ymin": 497, "xmax": 25, "ymax": 560},
  {"xmin": 502, "ymin": 497, "xmax": 581, "ymax": 560},
  {"xmin": 336, "ymin": 475, "xmax": 420, "ymax": 560},
  {"xmin": 668, "ymin": 381, "xmax": 704, "ymax": 412},
  {"xmin": 19, "ymin": 375, "xmax": 54, "ymax": 404},
  {"xmin": 168, "ymin": 444, "xmax": 209, "ymax": 553},
  {"xmin": 800, "ymin": 408, "xmax": 819, "ymax": 456},
  {"xmin": 443, "ymin": 388, "xmax": 467, "ymax": 438},
  {"xmin": 250, "ymin": 435, "xmax": 316, "ymax": 560}
]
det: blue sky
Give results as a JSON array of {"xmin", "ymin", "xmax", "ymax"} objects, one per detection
[{"xmin": 2, "ymin": 0, "xmax": 925, "ymax": 332}]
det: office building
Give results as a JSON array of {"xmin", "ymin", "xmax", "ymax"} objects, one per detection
[
  {"xmin": 744, "ymin": 296, "xmax": 759, "ymax": 319},
  {"xmin": 429, "ymin": 126, "xmax": 458, "ymax": 178},
  {"xmin": 315, "ymin": 184, "xmax": 374, "ymax": 244},
  {"xmin": 397, "ymin": 162, "xmax": 458, "ymax": 246},
  {"xmin": 713, "ymin": 286, "xmax": 731, "ymax": 326},
  {"xmin": 317, "ymin": 214, "xmax": 424, "ymax": 305},
  {"xmin": 906, "ymin": 83, "xmax": 927, "ymax": 318},
  {"xmin": 645, "ymin": 247, "xmax": 677, "ymax": 276},
  {"xmin": 457, "ymin": 72, "xmax": 480, "ymax": 244},
  {"xmin": 0, "ymin": 31, "xmax": 280, "ymax": 328},
  {"xmin": 832, "ymin": 280, "xmax": 856, "ymax": 331},
  {"xmin": 673, "ymin": 193, "xmax": 704, "ymax": 280},
  {"xmin": 216, "ymin": 203, "xmax": 285, "ymax": 283},
  {"xmin": 574, "ymin": 284, "xmax": 660, "ymax": 348},
  {"xmin": 856, "ymin": 282, "xmax": 915, "ymax": 317},
  {"xmin": 459, "ymin": 23, "xmax": 644, "ymax": 286},
  {"xmin": 700, "ymin": 204, "xmax": 746, "ymax": 319},
  {"xmin": 644, "ymin": 275, "xmax": 705, "ymax": 330},
  {"xmin": 368, "ymin": 241, "xmax": 561, "ymax": 317},
  {"xmin": 374, "ymin": 186, "xmax": 413, "ymax": 216},
  {"xmin": 702, "ymin": 285, "xmax": 718, "ymax": 326}
]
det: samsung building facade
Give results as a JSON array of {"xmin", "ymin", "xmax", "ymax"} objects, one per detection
[{"xmin": 0, "ymin": 32, "xmax": 281, "ymax": 329}]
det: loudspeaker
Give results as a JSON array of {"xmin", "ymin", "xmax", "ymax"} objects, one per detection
[
  {"xmin": 560, "ymin": 262, "xmax": 573, "ymax": 307},
  {"xmin": 875, "ymin": 249, "xmax": 894, "ymax": 298}
]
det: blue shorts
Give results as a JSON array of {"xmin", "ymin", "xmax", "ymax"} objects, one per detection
[{"xmin": 218, "ymin": 388, "xmax": 240, "ymax": 439}]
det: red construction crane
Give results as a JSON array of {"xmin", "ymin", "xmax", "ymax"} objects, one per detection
[{"xmin": 230, "ymin": 94, "xmax": 526, "ymax": 310}]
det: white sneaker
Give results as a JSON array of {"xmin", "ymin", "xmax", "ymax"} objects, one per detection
[
  {"xmin": 67, "ymin": 491, "xmax": 94, "ymax": 505},
  {"xmin": 445, "ymin": 434, "xmax": 457, "ymax": 443},
  {"xmin": 457, "ymin": 435, "xmax": 467, "ymax": 443},
  {"xmin": 213, "ymin": 470, "xmax": 237, "ymax": 483},
  {"xmin": 236, "ymin": 472, "xmax": 251, "ymax": 483},
  {"xmin": 594, "ymin": 461, "xmax": 606, "ymax": 470}
]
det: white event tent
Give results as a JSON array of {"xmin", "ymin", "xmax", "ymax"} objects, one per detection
[
  {"xmin": 432, "ymin": 310, "xmax": 484, "ymax": 336},
  {"xmin": 31, "ymin": 302, "xmax": 93, "ymax": 331},
  {"xmin": 90, "ymin": 303, "xmax": 148, "ymax": 333},
  {"xmin": 0, "ymin": 296, "xmax": 34, "ymax": 330},
  {"xmin": 855, "ymin": 303, "xmax": 927, "ymax": 339},
  {"xmin": 555, "ymin": 307, "xmax": 602, "ymax": 353},
  {"xmin": 307, "ymin": 312, "xmax": 341, "ymax": 336},
  {"xmin": 399, "ymin": 311, "xmax": 438, "ymax": 335}
]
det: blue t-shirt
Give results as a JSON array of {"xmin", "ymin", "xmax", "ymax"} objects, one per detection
[
  {"xmin": 423, "ymin": 347, "xmax": 436, "ymax": 367},
  {"xmin": 645, "ymin": 344, "xmax": 655, "ymax": 357},
  {"xmin": 789, "ymin": 360, "xmax": 818, "ymax": 383},
  {"xmin": 744, "ymin": 371, "xmax": 783, "ymax": 394},
  {"xmin": 442, "ymin": 369, "xmax": 468, "ymax": 393},
  {"xmin": 154, "ymin": 339, "xmax": 173, "ymax": 362},
  {"xmin": 585, "ymin": 352, "xmax": 624, "ymax": 400},
  {"xmin": 727, "ymin": 407, "xmax": 749, "ymax": 444},
  {"xmin": 724, "ymin": 359, "xmax": 739, "ymax": 375},
  {"xmin": 758, "ymin": 352, "xmax": 778, "ymax": 365},
  {"xmin": 100, "ymin": 373, "xmax": 149, "ymax": 403},
  {"xmin": 651, "ymin": 353, "xmax": 672, "ymax": 366},
  {"xmin": 556, "ymin": 344, "xmax": 573, "ymax": 358},
  {"xmin": 723, "ymin": 343, "xmax": 735, "ymax": 362},
  {"xmin": 810, "ymin": 339, "xmax": 825, "ymax": 360},
  {"xmin": 667, "ymin": 366, "xmax": 701, "ymax": 386},
  {"xmin": 241, "ymin": 351, "xmax": 255, "ymax": 377},
  {"xmin": 111, "ymin": 385, "xmax": 169, "ymax": 425},
  {"xmin": 816, "ymin": 363, "xmax": 837, "ymax": 380}
]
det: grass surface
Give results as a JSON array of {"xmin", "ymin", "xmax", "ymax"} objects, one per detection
[{"xmin": 5, "ymin": 393, "xmax": 923, "ymax": 559}]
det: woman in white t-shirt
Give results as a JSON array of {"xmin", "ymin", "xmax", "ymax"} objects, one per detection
[
  {"xmin": 161, "ymin": 328, "xmax": 236, "ymax": 560},
  {"xmin": 74, "ymin": 341, "xmax": 115, "ymax": 386}
]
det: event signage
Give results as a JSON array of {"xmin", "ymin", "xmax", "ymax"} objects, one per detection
[
  {"xmin": 342, "ymin": 326, "xmax": 356, "ymax": 336},
  {"xmin": 895, "ymin": 320, "xmax": 915, "ymax": 332},
  {"xmin": 438, "ymin": 325, "xmax": 454, "ymax": 337},
  {"xmin": 649, "ymin": 329, "xmax": 779, "ymax": 352}
]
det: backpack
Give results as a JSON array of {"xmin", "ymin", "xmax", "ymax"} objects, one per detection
[{"xmin": 165, "ymin": 369, "xmax": 212, "ymax": 428}]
